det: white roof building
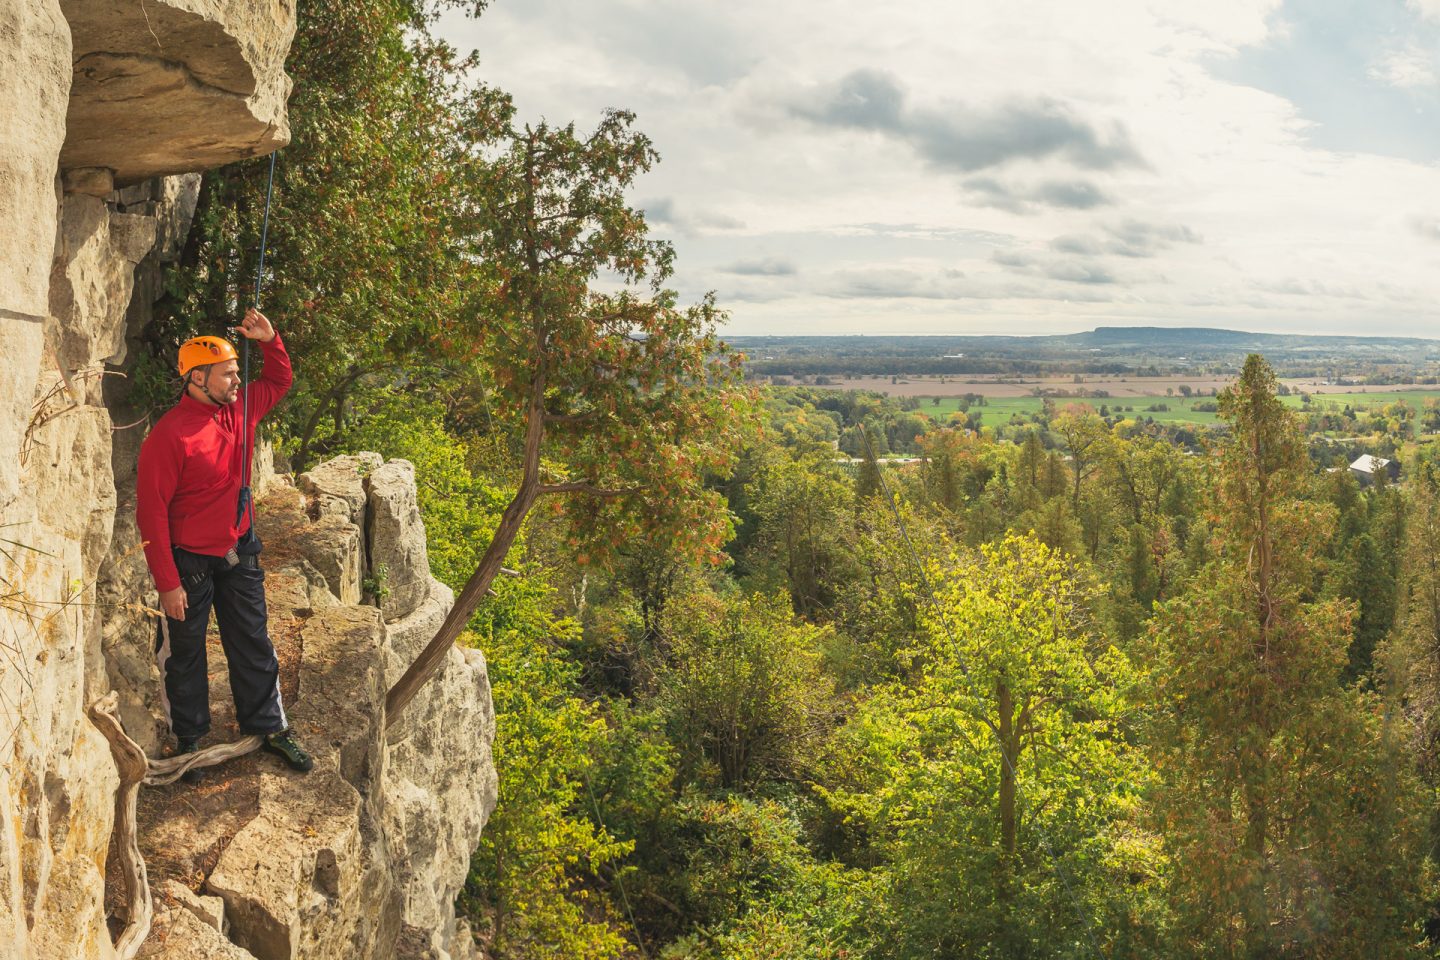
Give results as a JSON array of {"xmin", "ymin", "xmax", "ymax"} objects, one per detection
[{"xmin": 1349, "ymin": 454, "xmax": 1399, "ymax": 484}]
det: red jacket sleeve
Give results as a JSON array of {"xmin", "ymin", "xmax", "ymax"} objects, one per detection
[
  {"xmin": 137, "ymin": 425, "xmax": 184, "ymax": 593},
  {"xmin": 243, "ymin": 332, "xmax": 293, "ymax": 425}
]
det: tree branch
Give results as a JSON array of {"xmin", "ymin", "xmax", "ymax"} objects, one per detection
[
  {"xmin": 543, "ymin": 411, "xmax": 600, "ymax": 425},
  {"xmin": 537, "ymin": 481, "xmax": 644, "ymax": 498}
]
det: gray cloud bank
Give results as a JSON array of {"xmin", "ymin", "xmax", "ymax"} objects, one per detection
[{"xmin": 790, "ymin": 68, "xmax": 1144, "ymax": 174}]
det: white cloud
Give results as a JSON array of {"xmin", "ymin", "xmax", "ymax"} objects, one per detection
[
  {"xmin": 1410, "ymin": 0, "xmax": 1440, "ymax": 24},
  {"xmin": 436, "ymin": 0, "xmax": 1440, "ymax": 336},
  {"xmin": 1369, "ymin": 44, "xmax": 1438, "ymax": 89}
]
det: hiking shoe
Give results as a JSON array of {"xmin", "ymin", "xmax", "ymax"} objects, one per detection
[
  {"xmin": 177, "ymin": 736, "xmax": 204, "ymax": 784},
  {"xmin": 263, "ymin": 729, "xmax": 313, "ymax": 772}
]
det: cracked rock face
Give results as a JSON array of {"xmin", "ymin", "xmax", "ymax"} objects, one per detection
[
  {"xmin": 114, "ymin": 459, "xmax": 496, "ymax": 960},
  {"xmin": 366, "ymin": 460, "xmax": 433, "ymax": 622},
  {"xmin": 59, "ymin": 0, "xmax": 296, "ymax": 184}
]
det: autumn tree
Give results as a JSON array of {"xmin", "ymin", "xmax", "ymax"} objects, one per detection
[
  {"xmin": 1051, "ymin": 403, "xmax": 1112, "ymax": 512},
  {"xmin": 652, "ymin": 591, "xmax": 836, "ymax": 789},
  {"xmin": 745, "ymin": 452, "xmax": 857, "ymax": 619},
  {"xmin": 386, "ymin": 90, "xmax": 752, "ymax": 722},
  {"xmin": 1145, "ymin": 355, "xmax": 1427, "ymax": 958},
  {"xmin": 855, "ymin": 440, "xmax": 882, "ymax": 503},
  {"xmin": 1393, "ymin": 462, "xmax": 1440, "ymax": 771}
]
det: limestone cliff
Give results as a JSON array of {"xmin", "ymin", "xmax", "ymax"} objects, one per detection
[
  {"xmin": 122, "ymin": 455, "xmax": 497, "ymax": 960},
  {"xmin": 0, "ymin": 3, "xmax": 498, "ymax": 958}
]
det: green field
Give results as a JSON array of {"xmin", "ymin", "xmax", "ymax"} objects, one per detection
[{"xmin": 916, "ymin": 389, "xmax": 1440, "ymax": 429}]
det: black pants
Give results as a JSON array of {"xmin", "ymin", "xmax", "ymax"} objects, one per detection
[{"xmin": 154, "ymin": 547, "xmax": 287, "ymax": 739}]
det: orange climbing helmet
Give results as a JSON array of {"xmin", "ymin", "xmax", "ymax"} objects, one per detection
[{"xmin": 177, "ymin": 336, "xmax": 239, "ymax": 377}]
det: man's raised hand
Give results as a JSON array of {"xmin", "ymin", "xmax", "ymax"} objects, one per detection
[{"xmin": 232, "ymin": 308, "xmax": 275, "ymax": 342}]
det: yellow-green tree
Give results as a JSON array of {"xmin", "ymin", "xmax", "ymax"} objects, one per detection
[
  {"xmin": 824, "ymin": 535, "xmax": 1159, "ymax": 958},
  {"xmin": 1146, "ymin": 355, "xmax": 1427, "ymax": 958}
]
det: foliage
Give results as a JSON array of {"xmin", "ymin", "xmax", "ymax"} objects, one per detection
[
  {"xmin": 652, "ymin": 591, "xmax": 837, "ymax": 789},
  {"xmin": 155, "ymin": 0, "xmax": 483, "ymax": 461},
  {"xmin": 821, "ymin": 535, "xmax": 1159, "ymax": 958},
  {"xmin": 1144, "ymin": 355, "xmax": 1429, "ymax": 958}
]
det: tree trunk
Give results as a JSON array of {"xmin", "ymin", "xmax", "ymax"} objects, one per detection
[
  {"xmin": 385, "ymin": 365, "xmax": 547, "ymax": 726},
  {"xmin": 293, "ymin": 365, "xmax": 371, "ymax": 473},
  {"xmin": 997, "ymin": 679, "xmax": 1017, "ymax": 857}
]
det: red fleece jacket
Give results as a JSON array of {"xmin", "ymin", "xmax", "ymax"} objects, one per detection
[{"xmin": 137, "ymin": 335, "xmax": 293, "ymax": 593}]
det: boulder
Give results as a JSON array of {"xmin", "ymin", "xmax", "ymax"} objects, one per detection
[
  {"xmin": 381, "ymin": 581, "xmax": 498, "ymax": 958},
  {"xmin": 47, "ymin": 194, "xmax": 157, "ymax": 379},
  {"xmin": 295, "ymin": 515, "xmax": 363, "ymax": 606},
  {"xmin": 297, "ymin": 454, "xmax": 382, "ymax": 528},
  {"xmin": 208, "ymin": 605, "xmax": 402, "ymax": 960},
  {"xmin": 365, "ymin": 460, "xmax": 431, "ymax": 622},
  {"xmin": 58, "ymin": 0, "xmax": 296, "ymax": 185},
  {"xmin": 143, "ymin": 906, "xmax": 256, "ymax": 959},
  {"xmin": 163, "ymin": 879, "xmax": 228, "ymax": 935}
]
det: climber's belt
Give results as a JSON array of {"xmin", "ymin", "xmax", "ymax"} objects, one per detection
[{"xmin": 173, "ymin": 546, "xmax": 260, "ymax": 590}]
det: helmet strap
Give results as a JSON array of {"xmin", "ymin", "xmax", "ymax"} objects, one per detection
[{"xmin": 188, "ymin": 367, "xmax": 223, "ymax": 405}]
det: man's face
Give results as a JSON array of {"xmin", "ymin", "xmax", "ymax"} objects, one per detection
[{"xmin": 195, "ymin": 360, "xmax": 241, "ymax": 404}]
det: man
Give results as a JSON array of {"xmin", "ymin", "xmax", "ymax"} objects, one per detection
[{"xmin": 137, "ymin": 307, "xmax": 312, "ymax": 782}]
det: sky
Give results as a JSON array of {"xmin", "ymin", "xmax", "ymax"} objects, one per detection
[{"xmin": 435, "ymin": 0, "xmax": 1440, "ymax": 337}]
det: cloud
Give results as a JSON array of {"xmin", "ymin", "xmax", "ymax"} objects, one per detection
[
  {"xmin": 1369, "ymin": 44, "xmax": 1438, "ymax": 89},
  {"xmin": 822, "ymin": 267, "xmax": 975, "ymax": 300},
  {"xmin": 1049, "ymin": 233, "xmax": 1106, "ymax": 255},
  {"xmin": 991, "ymin": 249, "xmax": 1038, "ymax": 269},
  {"xmin": 826, "ymin": 269, "xmax": 938, "ymax": 299},
  {"xmin": 1413, "ymin": 216, "xmax": 1440, "ymax": 241},
  {"xmin": 1409, "ymin": 0, "xmax": 1440, "ymax": 24},
  {"xmin": 963, "ymin": 176, "xmax": 1113, "ymax": 213},
  {"xmin": 1044, "ymin": 260, "xmax": 1116, "ymax": 284},
  {"xmin": 1104, "ymin": 220, "xmax": 1201, "ymax": 257},
  {"xmin": 1033, "ymin": 180, "xmax": 1112, "ymax": 209},
  {"xmin": 720, "ymin": 256, "xmax": 798, "ymax": 276},
  {"xmin": 991, "ymin": 247, "xmax": 1116, "ymax": 284},
  {"xmin": 642, "ymin": 197, "xmax": 680, "ymax": 226},
  {"xmin": 791, "ymin": 69, "xmax": 1143, "ymax": 174},
  {"xmin": 641, "ymin": 197, "xmax": 745, "ymax": 236},
  {"xmin": 1051, "ymin": 220, "xmax": 1201, "ymax": 259}
]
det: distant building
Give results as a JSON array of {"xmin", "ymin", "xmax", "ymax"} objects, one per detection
[{"xmin": 1350, "ymin": 454, "xmax": 1399, "ymax": 486}]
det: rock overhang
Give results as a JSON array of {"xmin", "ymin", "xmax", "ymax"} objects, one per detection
[{"xmin": 58, "ymin": 0, "xmax": 295, "ymax": 185}]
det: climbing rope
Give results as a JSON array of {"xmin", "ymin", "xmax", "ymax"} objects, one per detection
[{"xmin": 236, "ymin": 150, "xmax": 279, "ymax": 533}]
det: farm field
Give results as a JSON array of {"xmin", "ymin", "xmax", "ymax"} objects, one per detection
[
  {"xmin": 826, "ymin": 374, "xmax": 1440, "ymax": 400},
  {"xmin": 914, "ymin": 389, "xmax": 1440, "ymax": 428}
]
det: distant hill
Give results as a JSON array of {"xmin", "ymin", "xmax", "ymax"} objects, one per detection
[
  {"xmin": 1061, "ymin": 327, "xmax": 1438, "ymax": 353},
  {"xmin": 728, "ymin": 327, "xmax": 1440, "ymax": 377}
]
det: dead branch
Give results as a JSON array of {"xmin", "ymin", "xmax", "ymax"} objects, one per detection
[
  {"xmin": 87, "ymin": 692, "xmax": 263, "ymax": 958},
  {"xmin": 87, "ymin": 692, "xmax": 154, "ymax": 959}
]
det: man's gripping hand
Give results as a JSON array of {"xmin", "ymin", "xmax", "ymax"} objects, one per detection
[
  {"xmin": 232, "ymin": 308, "xmax": 276, "ymax": 343},
  {"xmin": 159, "ymin": 586, "xmax": 188, "ymax": 621}
]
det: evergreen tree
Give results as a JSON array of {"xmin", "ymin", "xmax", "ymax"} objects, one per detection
[{"xmin": 1145, "ymin": 355, "xmax": 1427, "ymax": 958}]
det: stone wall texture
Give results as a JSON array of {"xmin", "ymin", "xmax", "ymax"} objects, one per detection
[{"xmin": 0, "ymin": 4, "xmax": 497, "ymax": 957}]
